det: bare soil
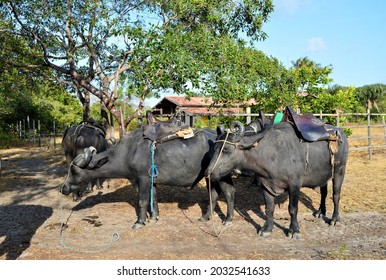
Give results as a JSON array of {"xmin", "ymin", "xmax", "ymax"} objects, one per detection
[{"xmin": 0, "ymin": 146, "xmax": 385, "ymax": 260}]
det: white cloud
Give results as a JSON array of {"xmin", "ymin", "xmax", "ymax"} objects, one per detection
[{"xmin": 306, "ymin": 37, "xmax": 327, "ymax": 52}]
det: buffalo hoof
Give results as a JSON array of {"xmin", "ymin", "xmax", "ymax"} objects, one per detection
[
  {"xmin": 198, "ymin": 216, "xmax": 209, "ymax": 223},
  {"xmin": 259, "ymin": 231, "xmax": 272, "ymax": 238},
  {"xmin": 287, "ymin": 231, "xmax": 301, "ymax": 239},
  {"xmin": 222, "ymin": 220, "xmax": 233, "ymax": 227},
  {"xmin": 329, "ymin": 219, "xmax": 339, "ymax": 226},
  {"xmin": 72, "ymin": 193, "xmax": 82, "ymax": 201},
  {"xmin": 132, "ymin": 222, "xmax": 146, "ymax": 229},
  {"xmin": 330, "ymin": 215, "xmax": 340, "ymax": 226},
  {"xmin": 316, "ymin": 213, "xmax": 325, "ymax": 219},
  {"xmin": 148, "ymin": 215, "xmax": 159, "ymax": 223}
]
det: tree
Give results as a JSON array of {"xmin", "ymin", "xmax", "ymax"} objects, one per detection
[
  {"xmin": 354, "ymin": 84, "xmax": 386, "ymax": 112},
  {"xmin": 0, "ymin": 68, "xmax": 82, "ymax": 133},
  {"xmin": 2, "ymin": 0, "xmax": 274, "ymax": 135},
  {"xmin": 311, "ymin": 85, "xmax": 358, "ymax": 112},
  {"xmin": 290, "ymin": 57, "xmax": 333, "ymax": 111},
  {"xmin": 0, "ymin": 18, "xmax": 81, "ymax": 133}
]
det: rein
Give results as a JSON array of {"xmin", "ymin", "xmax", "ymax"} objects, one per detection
[{"xmin": 206, "ymin": 130, "xmax": 231, "ymax": 177}]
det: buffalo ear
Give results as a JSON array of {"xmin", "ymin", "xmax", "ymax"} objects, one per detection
[
  {"xmin": 216, "ymin": 125, "xmax": 225, "ymax": 135},
  {"xmin": 238, "ymin": 133, "xmax": 264, "ymax": 150},
  {"xmin": 146, "ymin": 110, "xmax": 154, "ymax": 125},
  {"xmin": 87, "ymin": 156, "xmax": 108, "ymax": 170}
]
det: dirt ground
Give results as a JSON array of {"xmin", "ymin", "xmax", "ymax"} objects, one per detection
[{"xmin": 0, "ymin": 146, "xmax": 385, "ymax": 260}]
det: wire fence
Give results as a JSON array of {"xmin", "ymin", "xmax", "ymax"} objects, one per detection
[{"xmin": 13, "ymin": 119, "xmax": 66, "ymax": 151}]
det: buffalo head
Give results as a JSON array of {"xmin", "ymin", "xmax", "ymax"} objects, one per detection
[
  {"xmin": 206, "ymin": 121, "xmax": 265, "ymax": 180},
  {"xmin": 142, "ymin": 110, "xmax": 186, "ymax": 142},
  {"xmin": 60, "ymin": 146, "xmax": 108, "ymax": 197}
]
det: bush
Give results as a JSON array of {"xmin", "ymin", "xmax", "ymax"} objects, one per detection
[{"xmin": 0, "ymin": 132, "xmax": 19, "ymax": 149}]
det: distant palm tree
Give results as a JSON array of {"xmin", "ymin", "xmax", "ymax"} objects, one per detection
[{"xmin": 355, "ymin": 84, "xmax": 386, "ymax": 112}]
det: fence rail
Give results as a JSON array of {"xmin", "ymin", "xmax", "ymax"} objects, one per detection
[
  {"xmin": 13, "ymin": 110, "xmax": 386, "ymax": 160},
  {"xmin": 234, "ymin": 109, "xmax": 386, "ymax": 160}
]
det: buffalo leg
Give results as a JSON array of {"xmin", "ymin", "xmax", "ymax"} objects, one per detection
[
  {"xmin": 287, "ymin": 186, "xmax": 301, "ymax": 239},
  {"xmin": 315, "ymin": 183, "xmax": 328, "ymax": 218},
  {"xmin": 260, "ymin": 190, "xmax": 275, "ymax": 238},
  {"xmin": 200, "ymin": 176, "xmax": 235, "ymax": 226},
  {"xmin": 219, "ymin": 175, "xmax": 235, "ymax": 226},
  {"xmin": 200, "ymin": 180, "xmax": 221, "ymax": 222},
  {"xmin": 133, "ymin": 176, "xmax": 151, "ymax": 229},
  {"xmin": 331, "ymin": 165, "xmax": 346, "ymax": 225},
  {"xmin": 96, "ymin": 178, "xmax": 103, "ymax": 189},
  {"xmin": 148, "ymin": 185, "xmax": 159, "ymax": 223}
]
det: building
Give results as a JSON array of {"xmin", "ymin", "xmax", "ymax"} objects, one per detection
[{"xmin": 152, "ymin": 96, "xmax": 254, "ymax": 127}]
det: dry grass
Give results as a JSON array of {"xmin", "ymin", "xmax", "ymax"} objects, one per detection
[
  {"xmin": 348, "ymin": 125, "xmax": 386, "ymax": 149},
  {"xmin": 344, "ymin": 126, "xmax": 386, "ymax": 213}
]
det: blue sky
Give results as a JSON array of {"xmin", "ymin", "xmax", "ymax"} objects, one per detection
[{"xmin": 256, "ymin": 0, "xmax": 386, "ymax": 87}]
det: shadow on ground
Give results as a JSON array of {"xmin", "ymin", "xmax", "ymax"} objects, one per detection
[{"xmin": 0, "ymin": 205, "xmax": 53, "ymax": 260}]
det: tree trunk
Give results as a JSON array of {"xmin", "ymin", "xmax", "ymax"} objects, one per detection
[{"xmin": 83, "ymin": 91, "xmax": 90, "ymax": 121}]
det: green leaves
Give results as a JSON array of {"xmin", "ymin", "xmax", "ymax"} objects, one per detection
[{"xmin": 3, "ymin": 0, "xmax": 277, "ymax": 130}]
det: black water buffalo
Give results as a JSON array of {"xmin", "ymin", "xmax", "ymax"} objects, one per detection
[
  {"xmin": 62, "ymin": 120, "xmax": 112, "ymax": 200},
  {"xmin": 60, "ymin": 119, "xmax": 235, "ymax": 229},
  {"xmin": 206, "ymin": 119, "xmax": 349, "ymax": 239}
]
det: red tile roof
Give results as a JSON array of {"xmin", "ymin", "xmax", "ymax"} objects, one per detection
[
  {"xmin": 163, "ymin": 96, "xmax": 214, "ymax": 107},
  {"xmin": 153, "ymin": 96, "xmax": 255, "ymax": 116}
]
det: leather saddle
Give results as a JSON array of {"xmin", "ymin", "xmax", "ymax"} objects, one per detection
[
  {"xmin": 73, "ymin": 120, "xmax": 106, "ymax": 140},
  {"xmin": 281, "ymin": 106, "xmax": 339, "ymax": 142},
  {"xmin": 142, "ymin": 111, "xmax": 194, "ymax": 143}
]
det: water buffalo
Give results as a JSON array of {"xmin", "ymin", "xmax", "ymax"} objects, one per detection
[
  {"xmin": 206, "ymin": 119, "xmax": 349, "ymax": 239},
  {"xmin": 60, "ymin": 118, "xmax": 235, "ymax": 229},
  {"xmin": 62, "ymin": 120, "xmax": 113, "ymax": 200}
]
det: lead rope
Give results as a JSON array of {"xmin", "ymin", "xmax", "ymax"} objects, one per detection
[
  {"xmin": 206, "ymin": 130, "xmax": 230, "ymax": 176},
  {"xmin": 58, "ymin": 196, "xmax": 120, "ymax": 253},
  {"xmin": 58, "ymin": 160, "xmax": 120, "ymax": 253},
  {"xmin": 202, "ymin": 130, "xmax": 232, "ymax": 237},
  {"xmin": 149, "ymin": 141, "xmax": 159, "ymax": 213}
]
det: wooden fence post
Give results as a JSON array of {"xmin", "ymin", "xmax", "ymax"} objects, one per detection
[
  {"xmin": 32, "ymin": 120, "xmax": 36, "ymax": 145},
  {"xmin": 19, "ymin": 121, "xmax": 22, "ymax": 139},
  {"xmin": 246, "ymin": 107, "xmax": 251, "ymax": 124},
  {"xmin": 53, "ymin": 121, "xmax": 56, "ymax": 152},
  {"xmin": 367, "ymin": 109, "xmax": 372, "ymax": 160},
  {"xmin": 383, "ymin": 115, "xmax": 386, "ymax": 146},
  {"xmin": 27, "ymin": 115, "xmax": 30, "ymax": 140},
  {"xmin": 38, "ymin": 120, "xmax": 41, "ymax": 147}
]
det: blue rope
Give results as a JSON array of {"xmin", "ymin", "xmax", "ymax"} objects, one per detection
[{"xmin": 149, "ymin": 142, "xmax": 159, "ymax": 213}]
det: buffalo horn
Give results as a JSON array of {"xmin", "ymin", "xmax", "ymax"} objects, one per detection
[
  {"xmin": 216, "ymin": 125, "xmax": 225, "ymax": 135},
  {"xmin": 230, "ymin": 121, "xmax": 245, "ymax": 136},
  {"xmin": 73, "ymin": 146, "xmax": 97, "ymax": 168}
]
